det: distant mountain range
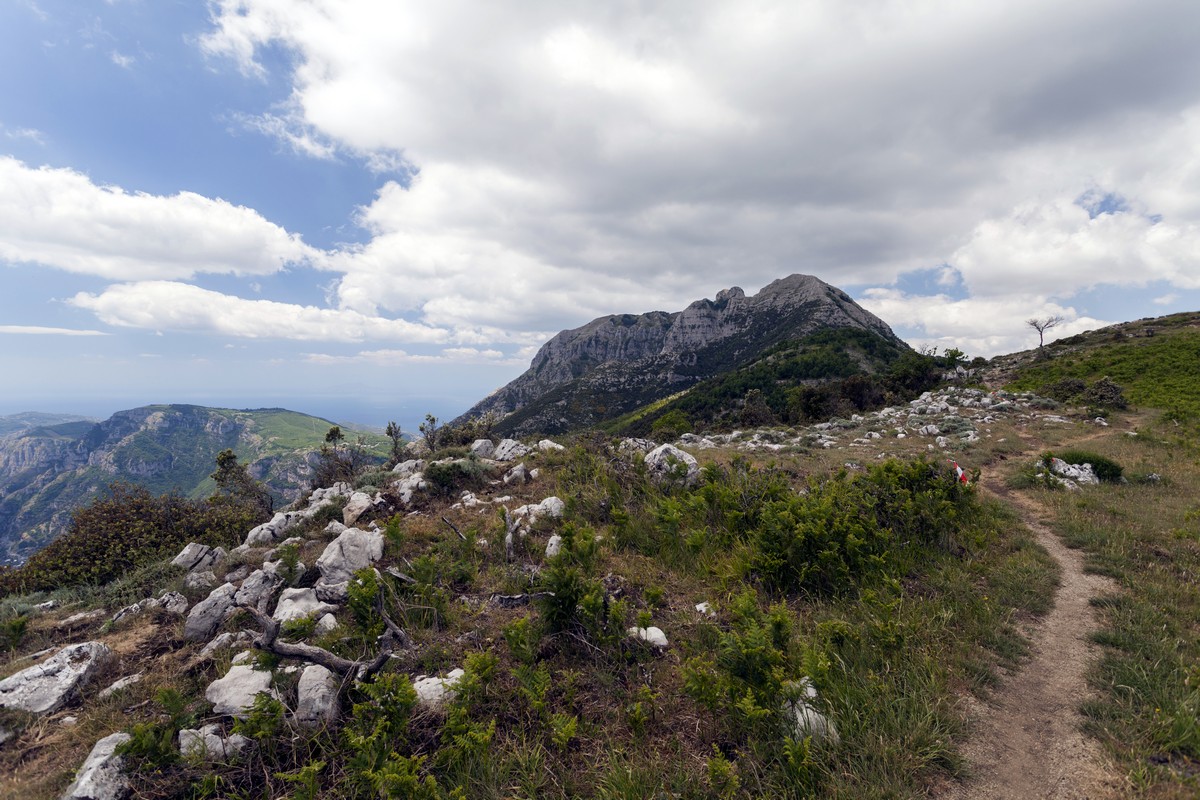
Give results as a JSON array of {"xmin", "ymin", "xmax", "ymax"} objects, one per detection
[
  {"xmin": 0, "ymin": 405, "xmax": 388, "ymax": 565},
  {"xmin": 456, "ymin": 274, "xmax": 905, "ymax": 436}
]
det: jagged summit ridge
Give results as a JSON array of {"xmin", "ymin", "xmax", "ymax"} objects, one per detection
[{"xmin": 457, "ymin": 274, "xmax": 903, "ymax": 436}]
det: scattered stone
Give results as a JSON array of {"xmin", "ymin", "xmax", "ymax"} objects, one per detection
[
  {"xmin": 627, "ymin": 626, "xmax": 669, "ymax": 648},
  {"xmin": 513, "ymin": 496, "xmax": 565, "ymax": 525},
  {"xmin": 223, "ymin": 565, "xmax": 252, "ymax": 583},
  {"xmin": 316, "ymin": 527, "xmax": 384, "ymax": 585},
  {"xmin": 56, "ymin": 610, "xmax": 106, "ymax": 630},
  {"xmin": 545, "ymin": 535, "xmax": 562, "ymax": 558},
  {"xmin": 60, "ymin": 715, "xmax": 77, "ymax": 726},
  {"xmin": 537, "ymin": 439, "xmax": 565, "ymax": 451},
  {"xmin": 184, "ymin": 583, "xmax": 238, "ymax": 642},
  {"xmin": 695, "ymin": 602, "xmax": 715, "ymax": 617},
  {"xmin": 61, "ymin": 732, "xmax": 131, "ymax": 800},
  {"xmin": 272, "ymin": 588, "xmax": 338, "ymax": 623},
  {"xmin": 198, "ymin": 631, "xmax": 253, "ymax": 661},
  {"xmin": 234, "ymin": 569, "xmax": 283, "ymax": 614},
  {"xmin": 171, "ymin": 542, "xmax": 225, "ymax": 573},
  {"xmin": 412, "ymin": 668, "xmax": 465, "ymax": 708},
  {"xmin": 324, "ymin": 520, "xmax": 347, "ymax": 536},
  {"xmin": 391, "ymin": 459, "xmax": 426, "ymax": 478},
  {"xmin": 185, "ymin": 570, "xmax": 217, "ymax": 591},
  {"xmin": 295, "ymin": 665, "xmax": 339, "ymax": 727},
  {"xmin": 783, "ymin": 679, "xmax": 839, "ymax": 744},
  {"xmin": 342, "ymin": 491, "xmax": 374, "ymax": 526},
  {"xmin": 314, "ymin": 581, "xmax": 350, "ymax": 604},
  {"xmin": 98, "ymin": 673, "xmax": 143, "ymax": 700},
  {"xmin": 178, "ymin": 724, "xmax": 251, "ymax": 761},
  {"xmin": 1049, "ymin": 457, "xmax": 1100, "ymax": 486},
  {"xmin": 390, "ymin": 472, "xmax": 428, "ymax": 506},
  {"xmin": 0, "ymin": 641, "xmax": 113, "ymax": 715},
  {"xmin": 619, "ymin": 437, "xmax": 657, "ymax": 454},
  {"xmin": 469, "ymin": 439, "xmax": 495, "ymax": 458},
  {"xmin": 206, "ymin": 664, "xmax": 279, "ymax": 718},
  {"xmin": 315, "ymin": 613, "xmax": 339, "ymax": 634},
  {"xmin": 34, "ymin": 600, "xmax": 57, "ymax": 612},
  {"xmin": 503, "ymin": 463, "xmax": 528, "ymax": 485},
  {"xmin": 644, "ymin": 444, "xmax": 700, "ymax": 486}
]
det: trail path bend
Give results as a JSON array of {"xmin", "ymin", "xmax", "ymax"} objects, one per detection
[{"xmin": 940, "ymin": 482, "xmax": 1126, "ymax": 800}]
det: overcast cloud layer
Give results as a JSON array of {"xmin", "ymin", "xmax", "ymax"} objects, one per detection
[{"xmin": 2, "ymin": 0, "xmax": 1199, "ymax": 422}]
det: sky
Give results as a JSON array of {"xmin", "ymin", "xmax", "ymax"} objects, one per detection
[{"xmin": 2, "ymin": 0, "xmax": 1198, "ymax": 430}]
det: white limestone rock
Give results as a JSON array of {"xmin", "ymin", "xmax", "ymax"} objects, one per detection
[
  {"xmin": 493, "ymin": 439, "xmax": 531, "ymax": 461},
  {"xmin": 185, "ymin": 570, "xmax": 217, "ymax": 591},
  {"xmin": 342, "ymin": 491, "xmax": 374, "ymax": 526},
  {"xmin": 618, "ymin": 437, "xmax": 657, "ymax": 454},
  {"xmin": 0, "ymin": 641, "xmax": 114, "ymax": 715},
  {"xmin": 233, "ymin": 569, "xmax": 283, "ymax": 614},
  {"xmin": 184, "ymin": 583, "xmax": 238, "ymax": 642},
  {"xmin": 315, "ymin": 613, "xmax": 339, "ymax": 634},
  {"xmin": 1049, "ymin": 457, "xmax": 1100, "ymax": 486},
  {"xmin": 783, "ymin": 679, "xmax": 839, "ymax": 744},
  {"xmin": 205, "ymin": 664, "xmax": 279, "ymax": 718},
  {"xmin": 503, "ymin": 463, "xmax": 528, "ymax": 486},
  {"xmin": 295, "ymin": 665, "xmax": 339, "ymax": 727},
  {"xmin": 644, "ymin": 444, "xmax": 700, "ymax": 486},
  {"xmin": 61, "ymin": 732, "xmax": 131, "ymax": 800},
  {"xmin": 178, "ymin": 724, "xmax": 251, "ymax": 761},
  {"xmin": 412, "ymin": 668, "xmax": 465, "ymax": 708},
  {"xmin": 469, "ymin": 439, "xmax": 495, "ymax": 458},
  {"xmin": 537, "ymin": 439, "xmax": 565, "ymax": 451},
  {"xmin": 171, "ymin": 542, "xmax": 225, "ymax": 573},
  {"xmin": 272, "ymin": 588, "xmax": 339, "ymax": 623},
  {"xmin": 98, "ymin": 673, "xmax": 143, "ymax": 700},
  {"xmin": 627, "ymin": 626, "xmax": 669, "ymax": 649},
  {"xmin": 316, "ymin": 527, "xmax": 384, "ymax": 585},
  {"xmin": 545, "ymin": 535, "xmax": 562, "ymax": 558}
]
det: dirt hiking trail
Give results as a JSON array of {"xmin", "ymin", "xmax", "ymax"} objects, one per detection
[{"xmin": 940, "ymin": 480, "xmax": 1127, "ymax": 800}]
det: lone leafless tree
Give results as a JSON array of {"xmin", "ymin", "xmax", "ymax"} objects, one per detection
[{"xmin": 1026, "ymin": 314, "xmax": 1065, "ymax": 350}]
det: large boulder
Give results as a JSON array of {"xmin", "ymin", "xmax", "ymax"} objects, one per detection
[
  {"xmin": 184, "ymin": 583, "xmax": 238, "ymax": 642},
  {"xmin": 493, "ymin": 439, "xmax": 531, "ymax": 461},
  {"xmin": 205, "ymin": 664, "xmax": 279, "ymax": 718},
  {"xmin": 316, "ymin": 527, "xmax": 384, "ymax": 585},
  {"xmin": 0, "ymin": 641, "xmax": 113, "ymax": 715},
  {"xmin": 644, "ymin": 444, "xmax": 700, "ymax": 486},
  {"xmin": 61, "ymin": 732, "xmax": 131, "ymax": 800},
  {"xmin": 469, "ymin": 439, "xmax": 495, "ymax": 458},
  {"xmin": 295, "ymin": 665, "xmax": 339, "ymax": 727}
]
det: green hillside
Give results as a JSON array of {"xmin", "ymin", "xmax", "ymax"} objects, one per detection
[{"xmin": 1002, "ymin": 312, "xmax": 1200, "ymax": 417}]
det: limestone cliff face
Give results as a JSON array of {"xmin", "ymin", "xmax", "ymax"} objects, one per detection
[{"xmin": 456, "ymin": 274, "xmax": 903, "ymax": 436}]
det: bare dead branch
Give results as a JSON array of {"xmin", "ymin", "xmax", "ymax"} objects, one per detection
[{"xmin": 441, "ymin": 515, "xmax": 467, "ymax": 541}]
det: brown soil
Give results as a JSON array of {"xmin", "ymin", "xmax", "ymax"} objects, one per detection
[{"xmin": 939, "ymin": 480, "xmax": 1127, "ymax": 800}]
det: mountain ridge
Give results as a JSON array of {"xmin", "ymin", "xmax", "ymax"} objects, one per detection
[
  {"xmin": 457, "ymin": 274, "xmax": 903, "ymax": 435},
  {"xmin": 0, "ymin": 404, "xmax": 387, "ymax": 565}
]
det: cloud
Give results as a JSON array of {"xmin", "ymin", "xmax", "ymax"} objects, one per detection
[
  {"xmin": 860, "ymin": 288, "xmax": 1112, "ymax": 357},
  {"xmin": 0, "ymin": 325, "xmax": 108, "ymax": 336},
  {"xmin": 303, "ymin": 346, "xmax": 519, "ymax": 366},
  {"xmin": 110, "ymin": 50, "xmax": 134, "ymax": 68},
  {"xmin": 1154, "ymin": 294, "xmax": 1179, "ymax": 306},
  {"xmin": 2, "ymin": 125, "xmax": 45, "ymax": 145},
  {"xmin": 0, "ymin": 157, "xmax": 319, "ymax": 280},
  {"xmin": 69, "ymin": 281, "xmax": 449, "ymax": 343},
  {"xmin": 196, "ymin": 0, "xmax": 1200, "ymax": 352}
]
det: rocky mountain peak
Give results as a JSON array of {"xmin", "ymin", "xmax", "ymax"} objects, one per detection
[{"xmin": 456, "ymin": 274, "xmax": 903, "ymax": 436}]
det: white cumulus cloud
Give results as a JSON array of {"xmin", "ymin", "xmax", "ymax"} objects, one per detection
[{"xmin": 0, "ymin": 157, "xmax": 319, "ymax": 280}]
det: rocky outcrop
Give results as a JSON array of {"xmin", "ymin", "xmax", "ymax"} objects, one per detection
[
  {"xmin": 0, "ymin": 641, "xmax": 113, "ymax": 715},
  {"xmin": 61, "ymin": 731, "xmax": 132, "ymax": 800},
  {"xmin": 316, "ymin": 528, "xmax": 384, "ymax": 585},
  {"xmin": 454, "ymin": 275, "xmax": 904, "ymax": 436}
]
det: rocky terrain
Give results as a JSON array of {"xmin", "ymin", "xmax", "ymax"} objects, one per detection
[{"xmin": 456, "ymin": 274, "xmax": 905, "ymax": 436}]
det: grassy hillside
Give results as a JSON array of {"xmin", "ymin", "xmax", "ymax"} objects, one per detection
[{"xmin": 1003, "ymin": 312, "xmax": 1200, "ymax": 418}]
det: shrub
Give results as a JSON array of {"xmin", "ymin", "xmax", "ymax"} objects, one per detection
[
  {"xmin": 0, "ymin": 483, "xmax": 266, "ymax": 595},
  {"xmin": 424, "ymin": 457, "xmax": 489, "ymax": 498}
]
